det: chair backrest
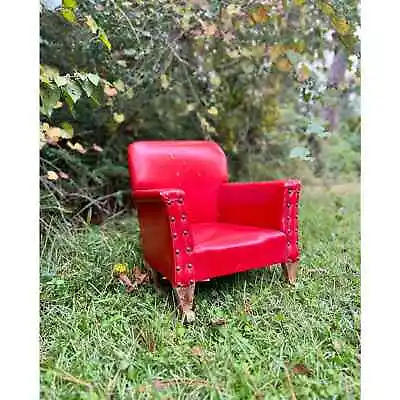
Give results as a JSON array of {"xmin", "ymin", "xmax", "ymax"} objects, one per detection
[{"xmin": 128, "ymin": 140, "xmax": 228, "ymax": 223}]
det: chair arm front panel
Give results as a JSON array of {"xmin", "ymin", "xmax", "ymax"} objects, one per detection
[
  {"xmin": 134, "ymin": 189, "xmax": 195, "ymax": 286},
  {"xmin": 281, "ymin": 180, "xmax": 301, "ymax": 262}
]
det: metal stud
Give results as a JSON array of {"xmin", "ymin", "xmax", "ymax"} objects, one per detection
[
  {"xmin": 170, "ymin": 216, "xmax": 176, "ymax": 222},
  {"xmin": 181, "ymin": 214, "xmax": 187, "ymax": 221},
  {"xmin": 183, "ymin": 230, "xmax": 188, "ymax": 236},
  {"xmin": 187, "ymin": 263, "xmax": 193, "ymax": 269},
  {"xmin": 189, "ymin": 279, "xmax": 194, "ymax": 284},
  {"xmin": 176, "ymin": 266, "xmax": 181, "ymax": 272},
  {"xmin": 173, "ymin": 233, "xmax": 177, "ymax": 239},
  {"xmin": 186, "ymin": 247, "xmax": 192, "ymax": 253},
  {"xmin": 178, "ymin": 198, "xmax": 184, "ymax": 204},
  {"xmin": 175, "ymin": 249, "xmax": 180, "ymax": 255}
]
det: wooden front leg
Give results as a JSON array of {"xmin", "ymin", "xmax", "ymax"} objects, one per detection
[
  {"xmin": 281, "ymin": 262, "xmax": 297, "ymax": 285},
  {"xmin": 174, "ymin": 283, "xmax": 196, "ymax": 323}
]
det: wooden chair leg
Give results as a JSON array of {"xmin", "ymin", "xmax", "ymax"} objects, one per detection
[
  {"xmin": 282, "ymin": 262, "xmax": 297, "ymax": 285},
  {"xmin": 174, "ymin": 283, "xmax": 196, "ymax": 323}
]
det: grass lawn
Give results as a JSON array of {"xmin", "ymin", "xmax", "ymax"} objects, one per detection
[{"xmin": 40, "ymin": 184, "xmax": 360, "ymax": 400}]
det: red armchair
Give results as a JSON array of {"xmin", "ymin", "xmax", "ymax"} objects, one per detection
[{"xmin": 128, "ymin": 140, "xmax": 301, "ymax": 321}]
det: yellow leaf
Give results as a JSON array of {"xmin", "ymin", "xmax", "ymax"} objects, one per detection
[
  {"xmin": 269, "ymin": 44, "xmax": 285, "ymax": 62},
  {"xmin": 209, "ymin": 73, "xmax": 221, "ymax": 87},
  {"xmin": 41, "ymin": 122, "xmax": 50, "ymax": 133},
  {"xmin": 207, "ymin": 106, "xmax": 218, "ymax": 116},
  {"xmin": 67, "ymin": 141, "xmax": 87, "ymax": 154},
  {"xmin": 126, "ymin": 87, "xmax": 134, "ymax": 99},
  {"xmin": 276, "ymin": 58, "xmax": 292, "ymax": 72},
  {"xmin": 47, "ymin": 171, "xmax": 59, "ymax": 181},
  {"xmin": 54, "ymin": 101, "xmax": 63, "ymax": 109},
  {"xmin": 113, "ymin": 80, "xmax": 125, "ymax": 92},
  {"xmin": 249, "ymin": 6, "xmax": 269, "ymax": 24},
  {"xmin": 333, "ymin": 17, "xmax": 350, "ymax": 35},
  {"xmin": 297, "ymin": 63, "xmax": 310, "ymax": 82},
  {"xmin": 85, "ymin": 15, "xmax": 98, "ymax": 34},
  {"xmin": 226, "ymin": 5, "xmax": 241, "ymax": 16},
  {"xmin": 113, "ymin": 112, "xmax": 125, "ymax": 124},
  {"xmin": 46, "ymin": 127, "xmax": 61, "ymax": 143},
  {"xmin": 186, "ymin": 103, "xmax": 196, "ymax": 113},
  {"xmin": 160, "ymin": 74, "xmax": 169, "ymax": 89},
  {"xmin": 318, "ymin": 1, "xmax": 335, "ymax": 17}
]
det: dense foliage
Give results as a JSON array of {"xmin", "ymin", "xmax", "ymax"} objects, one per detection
[{"xmin": 40, "ymin": 0, "xmax": 360, "ymax": 225}]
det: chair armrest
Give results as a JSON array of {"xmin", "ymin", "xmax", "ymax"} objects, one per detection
[
  {"xmin": 217, "ymin": 179, "xmax": 301, "ymax": 262},
  {"xmin": 133, "ymin": 188, "xmax": 195, "ymax": 286}
]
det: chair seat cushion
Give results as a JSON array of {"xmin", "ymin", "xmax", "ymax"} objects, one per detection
[{"xmin": 191, "ymin": 223, "xmax": 288, "ymax": 281}]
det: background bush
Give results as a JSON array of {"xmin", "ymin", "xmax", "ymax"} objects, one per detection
[{"xmin": 40, "ymin": 0, "xmax": 360, "ymax": 226}]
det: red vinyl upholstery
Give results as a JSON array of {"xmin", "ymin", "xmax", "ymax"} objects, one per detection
[{"xmin": 128, "ymin": 140, "xmax": 301, "ymax": 287}]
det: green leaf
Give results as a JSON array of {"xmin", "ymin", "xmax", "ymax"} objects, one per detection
[
  {"xmin": 63, "ymin": 0, "xmax": 77, "ymax": 9},
  {"xmin": 80, "ymin": 79, "xmax": 95, "ymax": 97},
  {"xmin": 40, "ymin": 85, "xmax": 60, "ymax": 117},
  {"xmin": 54, "ymin": 75, "xmax": 68, "ymax": 87},
  {"xmin": 286, "ymin": 50, "xmax": 301, "ymax": 65},
  {"xmin": 306, "ymin": 121, "xmax": 330, "ymax": 137},
  {"xmin": 60, "ymin": 122, "xmax": 74, "ymax": 138},
  {"xmin": 127, "ymin": 365, "xmax": 135, "ymax": 381},
  {"xmin": 87, "ymin": 73, "xmax": 100, "ymax": 86},
  {"xmin": 61, "ymin": 8, "xmax": 76, "ymax": 23},
  {"xmin": 65, "ymin": 81, "xmax": 82, "ymax": 103},
  {"xmin": 290, "ymin": 146, "xmax": 311, "ymax": 160},
  {"xmin": 176, "ymin": 324, "xmax": 185, "ymax": 337}
]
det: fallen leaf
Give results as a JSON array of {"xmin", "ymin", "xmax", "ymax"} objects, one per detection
[
  {"xmin": 92, "ymin": 143, "xmax": 103, "ymax": 152},
  {"xmin": 153, "ymin": 379, "xmax": 169, "ymax": 391},
  {"xmin": 132, "ymin": 267, "xmax": 149, "ymax": 285},
  {"xmin": 47, "ymin": 171, "xmax": 59, "ymax": 181},
  {"xmin": 244, "ymin": 300, "xmax": 252, "ymax": 315},
  {"xmin": 211, "ymin": 318, "xmax": 227, "ymax": 326},
  {"xmin": 291, "ymin": 363, "xmax": 312, "ymax": 377},
  {"xmin": 191, "ymin": 346, "xmax": 203, "ymax": 356}
]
